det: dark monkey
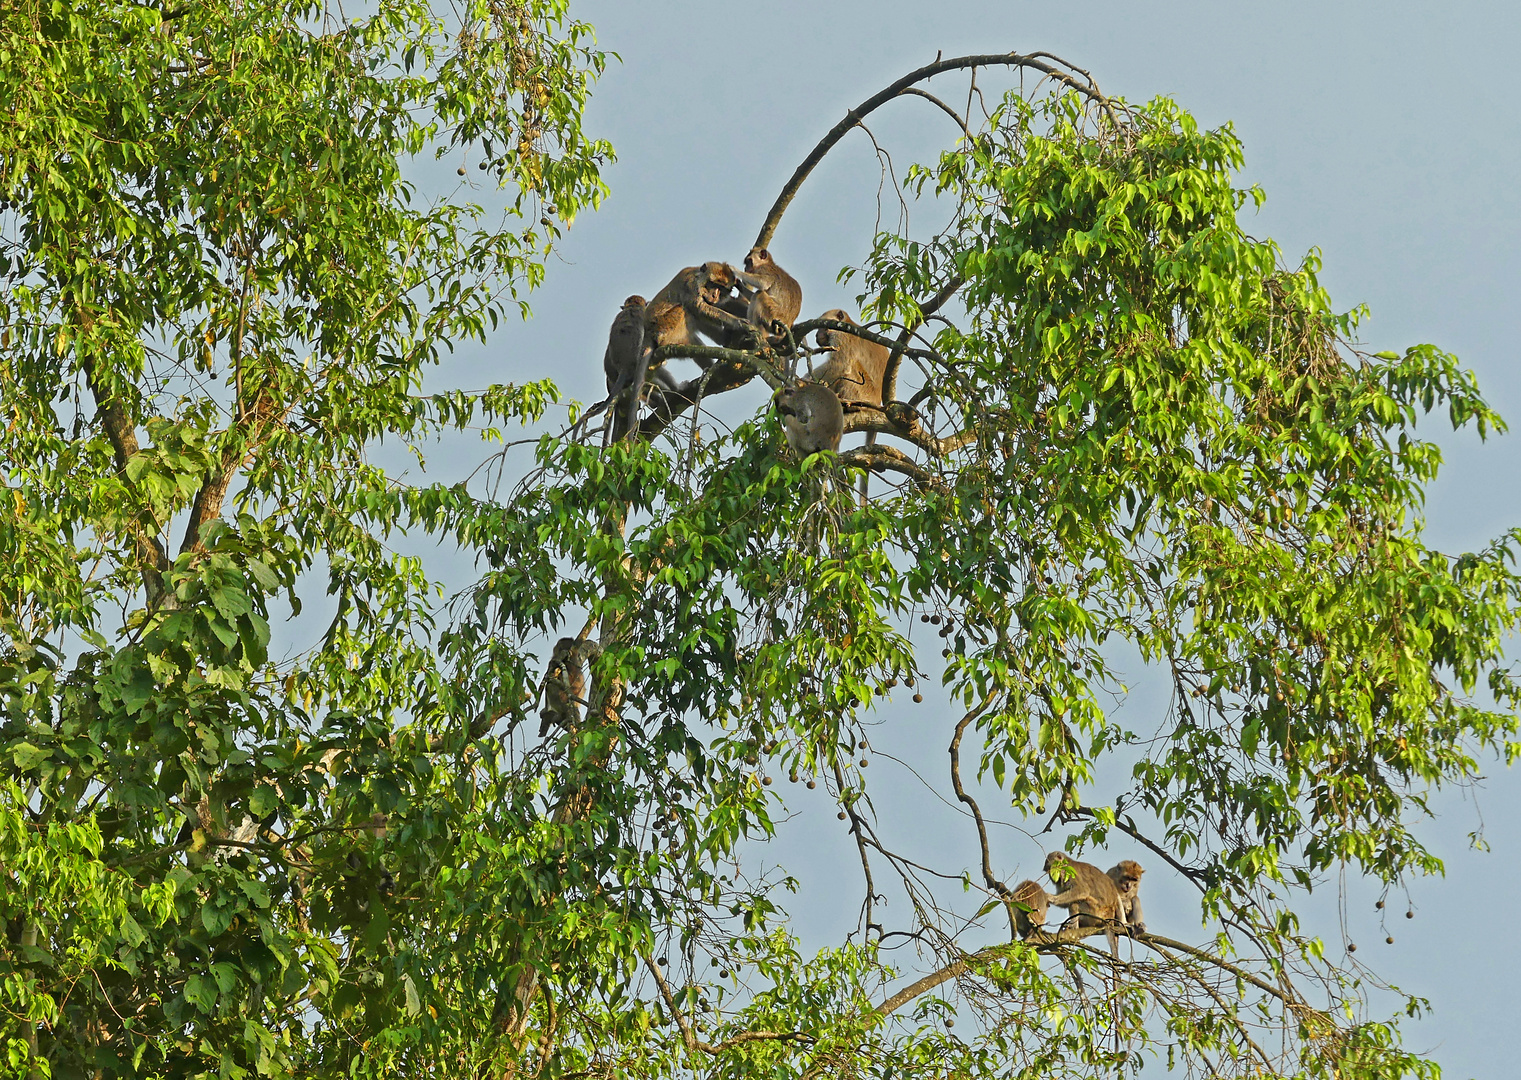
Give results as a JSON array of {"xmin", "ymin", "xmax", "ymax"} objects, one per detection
[
  {"xmin": 602, "ymin": 295, "xmax": 647, "ymax": 442},
  {"xmin": 539, "ymin": 637, "xmax": 589, "ymax": 738},
  {"xmin": 1045, "ymin": 851, "xmax": 1128, "ymax": 955},
  {"xmin": 775, "ymin": 381, "xmax": 844, "ymax": 456}
]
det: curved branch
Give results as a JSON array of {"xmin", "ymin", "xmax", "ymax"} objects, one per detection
[
  {"xmin": 791, "ymin": 317, "xmax": 942, "ymax": 367},
  {"xmin": 755, "ymin": 51, "xmax": 1112, "ymax": 249},
  {"xmin": 837, "ymin": 444, "xmax": 942, "ymax": 489},
  {"xmin": 948, "ymin": 694, "xmax": 1019, "ymax": 938},
  {"xmin": 898, "ymin": 88, "xmax": 973, "ymax": 140}
]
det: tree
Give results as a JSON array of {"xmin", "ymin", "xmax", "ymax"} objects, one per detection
[{"xmin": 2, "ymin": 7, "xmax": 1517, "ymax": 1079}]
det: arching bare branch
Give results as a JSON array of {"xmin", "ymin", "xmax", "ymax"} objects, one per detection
[{"xmin": 754, "ymin": 50, "xmax": 1113, "ymax": 249}]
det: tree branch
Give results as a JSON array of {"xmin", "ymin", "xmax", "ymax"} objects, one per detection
[{"xmin": 754, "ymin": 51, "xmax": 1112, "ymax": 249}]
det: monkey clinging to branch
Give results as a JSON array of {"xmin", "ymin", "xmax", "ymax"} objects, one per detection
[{"xmin": 539, "ymin": 637, "xmax": 596, "ymax": 738}]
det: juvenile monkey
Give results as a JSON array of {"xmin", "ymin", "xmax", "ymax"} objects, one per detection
[
  {"xmin": 602, "ymin": 295, "xmax": 648, "ymax": 442},
  {"xmin": 734, "ymin": 247, "xmax": 802, "ymax": 341},
  {"xmin": 811, "ymin": 309, "xmax": 889, "ymax": 408},
  {"xmin": 1011, "ymin": 878, "xmax": 1052, "ymax": 939},
  {"xmin": 539, "ymin": 637, "xmax": 589, "ymax": 738},
  {"xmin": 1106, "ymin": 860, "xmax": 1146, "ymax": 934},
  {"xmin": 775, "ymin": 381, "xmax": 844, "ymax": 456},
  {"xmin": 1044, "ymin": 851, "xmax": 1127, "ymax": 955}
]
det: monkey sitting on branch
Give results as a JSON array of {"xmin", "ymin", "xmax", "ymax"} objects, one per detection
[
  {"xmin": 730, "ymin": 247, "xmax": 802, "ymax": 345},
  {"xmin": 1011, "ymin": 878, "xmax": 1053, "ymax": 939},
  {"xmin": 811, "ymin": 309, "xmax": 889, "ymax": 409},
  {"xmin": 775, "ymin": 380, "xmax": 844, "ymax": 456},
  {"xmin": 1106, "ymin": 859, "xmax": 1146, "ymax": 934}
]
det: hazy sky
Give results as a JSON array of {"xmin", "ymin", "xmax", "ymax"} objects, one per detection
[{"xmin": 426, "ymin": 3, "xmax": 1520, "ymax": 1075}]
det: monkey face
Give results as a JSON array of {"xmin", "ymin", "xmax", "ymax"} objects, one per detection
[
  {"xmin": 701, "ymin": 261, "xmax": 738, "ymax": 292},
  {"xmin": 744, "ymin": 247, "xmax": 771, "ymax": 273},
  {"xmin": 816, "ymin": 308, "xmax": 850, "ymax": 348}
]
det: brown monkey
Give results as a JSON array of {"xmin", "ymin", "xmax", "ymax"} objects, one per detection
[
  {"xmin": 1044, "ymin": 851, "xmax": 1127, "ymax": 955},
  {"xmin": 734, "ymin": 247, "xmax": 802, "ymax": 340},
  {"xmin": 1106, "ymin": 860, "xmax": 1146, "ymax": 934},
  {"xmin": 1011, "ymin": 879, "xmax": 1052, "ymax": 939},
  {"xmin": 811, "ymin": 309, "xmax": 889, "ymax": 408},
  {"xmin": 644, "ymin": 261, "xmax": 752, "ymax": 358},
  {"xmin": 622, "ymin": 262, "xmax": 752, "ymax": 431},
  {"xmin": 775, "ymin": 381, "xmax": 844, "ymax": 456},
  {"xmin": 539, "ymin": 637, "xmax": 589, "ymax": 738},
  {"xmin": 602, "ymin": 295, "xmax": 647, "ymax": 442}
]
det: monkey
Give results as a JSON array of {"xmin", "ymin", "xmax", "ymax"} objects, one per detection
[
  {"xmin": 630, "ymin": 262, "xmax": 755, "ymax": 428},
  {"xmin": 1011, "ymin": 879, "xmax": 1052, "ymax": 939},
  {"xmin": 774, "ymin": 381, "xmax": 844, "ymax": 456},
  {"xmin": 601, "ymin": 294, "xmax": 648, "ymax": 442},
  {"xmin": 1106, "ymin": 860, "xmax": 1146, "ymax": 934},
  {"xmin": 1044, "ymin": 851, "xmax": 1127, "ymax": 955},
  {"xmin": 811, "ymin": 308, "xmax": 892, "ymax": 500},
  {"xmin": 539, "ymin": 637, "xmax": 589, "ymax": 738},
  {"xmin": 811, "ymin": 309, "xmax": 890, "ymax": 408},
  {"xmin": 733, "ymin": 247, "xmax": 802, "ymax": 343},
  {"xmin": 644, "ymin": 261, "xmax": 752, "ymax": 359}
]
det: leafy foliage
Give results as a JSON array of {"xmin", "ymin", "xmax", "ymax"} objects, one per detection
[{"xmin": 1, "ymin": 14, "xmax": 1516, "ymax": 1080}]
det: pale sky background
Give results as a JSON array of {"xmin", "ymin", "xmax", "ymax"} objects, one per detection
[{"xmin": 417, "ymin": 2, "xmax": 1520, "ymax": 1075}]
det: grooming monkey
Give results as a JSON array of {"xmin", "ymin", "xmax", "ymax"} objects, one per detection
[
  {"xmin": 1011, "ymin": 878, "xmax": 1052, "ymax": 939},
  {"xmin": 775, "ymin": 380, "xmax": 844, "ymax": 456},
  {"xmin": 733, "ymin": 247, "xmax": 802, "ymax": 343},
  {"xmin": 1106, "ymin": 860, "xmax": 1146, "ymax": 934},
  {"xmin": 812, "ymin": 309, "xmax": 889, "ymax": 407},
  {"xmin": 1045, "ymin": 851, "xmax": 1128, "ymax": 955},
  {"xmin": 622, "ymin": 262, "xmax": 755, "ymax": 430},
  {"xmin": 539, "ymin": 637, "xmax": 597, "ymax": 738}
]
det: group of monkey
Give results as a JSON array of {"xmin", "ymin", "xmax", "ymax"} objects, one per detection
[
  {"xmin": 1017, "ymin": 852, "xmax": 1147, "ymax": 952},
  {"xmin": 600, "ymin": 248, "xmax": 891, "ymax": 452}
]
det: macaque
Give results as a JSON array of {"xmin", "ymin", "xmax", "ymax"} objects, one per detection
[
  {"xmin": 1045, "ymin": 851, "xmax": 1126, "ymax": 955},
  {"xmin": 1106, "ymin": 860, "xmax": 1146, "ymax": 934},
  {"xmin": 644, "ymin": 261, "xmax": 752, "ymax": 360},
  {"xmin": 539, "ymin": 637, "xmax": 589, "ymax": 738},
  {"xmin": 1011, "ymin": 878, "xmax": 1052, "ymax": 939},
  {"xmin": 775, "ymin": 381, "xmax": 844, "ymax": 456},
  {"xmin": 811, "ymin": 309, "xmax": 889, "ymax": 408},
  {"xmin": 601, "ymin": 295, "xmax": 647, "ymax": 442},
  {"xmin": 734, "ymin": 247, "xmax": 802, "ymax": 341}
]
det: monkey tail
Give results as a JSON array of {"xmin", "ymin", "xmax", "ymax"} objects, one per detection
[{"xmin": 857, "ymin": 430, "xmax": 877, "ymax": 504}]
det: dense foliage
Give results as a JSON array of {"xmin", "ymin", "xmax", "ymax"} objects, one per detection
[{"xmin": 2, "ymin": 7, "xmax": 1516, "ymax": 1080}]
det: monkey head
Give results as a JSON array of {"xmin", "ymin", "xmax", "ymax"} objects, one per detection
[
  {"xmin": 698, "ymin": 261, "xmax": 738, "ymax": 303},
  {"xmin": 621, "ymin": 294, "xmax": 646, "ymax": 310},
  {"xmin": 1110, "ymin": 859, "xmax": 1143, "ymax": 892},
  {"xmin": 1043, "ymin": 851, "xmax": 1078, "ymax": 884},
  {"xmin": 815, "ymin": 307, "xmax": 852, "ymax": 349},
  {"xmin": 744, "ymin": 247, "xmax": 773, "ymax": 274}
]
